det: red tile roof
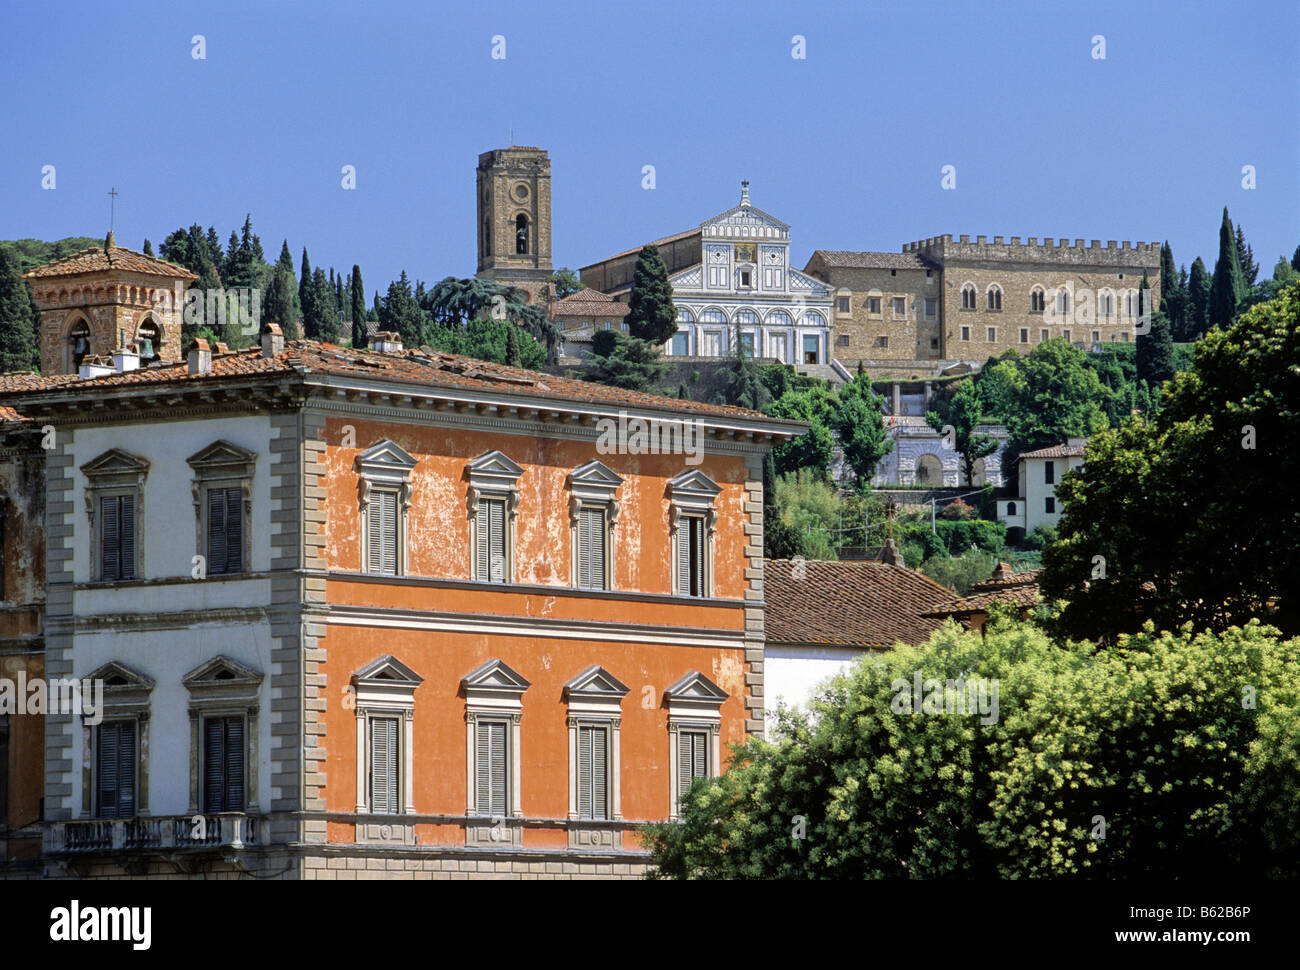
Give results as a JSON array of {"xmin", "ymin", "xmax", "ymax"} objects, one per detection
[
  {"xmin": 924, "ymin": 568, "xmax": 1042, "ymax": 618},
  {"xmin": 1020, "ymin": 442, "xmax": 1087, "ymax": 459},
  {"xmin": 23, "ymin": 244, "xmax": 198, "ymax": 281},
  {"xmin": 765, "ymin": 558, "xmax": 953, "ymax": 649},
  {"xmin": 554, "ymin": 293, "xmax": 630, "ymax": 318},
  {"xmin": 585, "ymin": 228, "xmax": 701, "ymax": 266},
  {"xmin": 806, "ymin": 250, "xmax": 934, "ymax": 270},
  {"xmin": 0, "ymin": 404, "xmax": 29, "ymax": 424},
  {"xmin": 1, "ymin": 341, "xmax": 801, "ymax": 425}
]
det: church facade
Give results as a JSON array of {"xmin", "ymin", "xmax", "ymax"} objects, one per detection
[{"xmin": 578, "ymin": 184, "xmax": 835, "ymax": 366}]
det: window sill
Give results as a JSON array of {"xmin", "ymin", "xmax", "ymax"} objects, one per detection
[{"xmin": 75, "ymin": 571, "xmax": 271, "ymax": 592}]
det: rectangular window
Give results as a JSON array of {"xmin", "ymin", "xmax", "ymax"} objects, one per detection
[
  {"xmin": 1063, "ymin": 329, "xmax": 1072, "ymax": 343},
  {"xmin": 836, "ymin": 296, "xmax": 850, "ymax": 313},
  {"xmin": 677, "ymin": 729, "xmax": 708, "ymax": 798},
  {"xmin": 670, "ymin": 333, "xmax": 688, "ymax": 356},
  {"xmin": 836, "ymin": 334, "xmax": 850, "ymax": 346},
  {"xmin": 1045, "ymin": 460, "xmax": 1056, "ymax": 485},
  {"xmin": 205, "ymin": 487, "xmax": 243, "ymax": 575},
  {"xmin": 1092, "ymin": 330, "xmax": 1100, "ymax": 343},
  {"xmin": 675, "ymin": 515, "xmax": 706, "ymax": 597},
  {"xmin": 99, "ymin": 495, "xmax": 136, "ymax": 581},
  {"xmin": 577, "ymin": 724, "xmax": 609, "ymax": 820},
  {"xmin": 1019, "ymin": 328, "xmax": 1029, "ymax": 343},
  {"xmin": 892, "ymin": 297, "xmax": 906, "ymax": 318},
  {"xmin": 930, "ymin": 338, "xmax": 939, "ymax": 349},
  {"xmin": 876, "ymin": 335, "xmax": 888, "ymax": 349},
  {"xmin": 961, "ymin": 326, "xmax": 970, "ymax": 341},
  {"xmin": 1040, "ymin": 329, "xmax": 1049, "ymax": 342},
  {"xmin": 868, "ymin": 297, "xmax": 881, "ymax": 314},
  {"xmin": 739, "ymin": 332, "xmax": 755, "ymax": 358},
  {"xmin": 96, "ymin": 721, "xmax": 136, "ymax": 818},
  {"xmin": 202, "ymin": 715, "xmax": 245, "ymax": 814},
  {"xmin": 369, "ymin": 715, "xmax": 400, "ymax": 815},
  {"xmin": 576, "ymin": 505, "xmax": 607, "ymax": 590},
  {"xmin": 476, "ymin": 720, "xmax": 508, "ymax": 816},
  {"xmin": 740, "ymin": 270, "xmax": 751, "ymax": 287},
  {"xmin": 476, "ymin": 497, "xmax": 507, "ymax": 583},
  {"xmin": 365, "ymin": 489, "xmax": 398, "ymax": 575},
  {"xmin": 987, "ymin": 327, "xmax": 996, "ymax": 342},
  {"xmin": 1045, "ymin": 496, "xmax": 1056, "ymax": 514},
  {"xmin": 925, "ymin": 299, "xmax": 936, "ymax": 317},
  {"xmin": 803, "ymin": 334, "xmax": 819, "ymax": 364}
]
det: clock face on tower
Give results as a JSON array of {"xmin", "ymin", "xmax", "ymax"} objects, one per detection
[{"xmin": 766, "ymin": 250, "xmax": 780, "ymax": 264}]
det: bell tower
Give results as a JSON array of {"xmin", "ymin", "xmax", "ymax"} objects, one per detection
[{"xmin": 475, "ymin": 147, "xmax": 553, "ymax": 304}]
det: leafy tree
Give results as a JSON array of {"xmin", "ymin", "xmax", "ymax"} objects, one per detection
[
  {"xmin": 763, "ymin": 384, "xmax": 837, "ymax": 478},
  {"xmin": 0, "ymin": 247, "xmax": 41, "ymax": 372},
  {"xmin": 644, "ymin": 618, "xmax": 1300, "ymax": 879},
  {"xmin": 424, "ymin": 319, "xmax": 545, "ymax": 368},
  {"xmin": 624, "ymin": 244, "xmax": 676, "ymax": 344},
  {"xmin": 580, "ymin": 330, "xmax": 668, "ymax": 391},
  {"xmin": 350, "ymin": 266, "xmax": 367, "ymax": 348},
  {"xmin": 715, "ymin": 322, "xmax": 771, "ymax": 410},
  {"xmin": 920, "ymin": 549, "xmax": 996, "ymax": 595},
  {"xmin": 423, "ymin": 276, "xmax": 559, "ymax": 361},
  {"xmin": 1134, "ymin": 276, "xmax": 1175, "ymax": 389},
  {"xmin": 769, "ymin": 469, "xmax": 840, "ymax": 560},
  {"xmin": 261, "ymin": 240, "xmax": 300, "ymax": 339},
  {"xmin": 310, "ymin": 267, "xmax": 341, "ymax": 343},
  {"xmin": 1210, "ymin": 207, "xmax": 1246, "ymax": 330},
  {"xmin": 1273, "ymin": 256, "xmax": 1297, "ymax": 283},
  {"xmin": 1042, "ymin": 279, "xmax": 1300, "ymax": 640},
  {"xmin": 1186, "ymin": 257, "xmax": 1212, "ymax": 339},
  {"xmin": 1001, "ymin": 339, "xmax": 1111, "ymax": 460},
  {"xmin": 926, "ymin": 377, "xmax": 996, "ymax": 486},
  {"xmin": 1235, "ymin": 223, "xmax": 1258, "ymax": 285},
  {"xmin": 835, "ymin": 371, "xmax": 893, "ymax": 485},
  {"xmin": 378, "ymin": 271, "xmax": 424, "ymax": 347},
  {"xmin": 548, "ymin": 267, "xmax": 585, "ymax": 299},
  {"xmin": 1292, "ymin": 243, "xmax": 1300, "ymax": 274},
  {"xmin": 678, "ymin": 382, "xmax": 691, "ymax": 401}
]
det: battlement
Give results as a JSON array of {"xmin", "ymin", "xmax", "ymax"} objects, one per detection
[{"xmin": 904, "ymin": 234, "xmax": 1159, "ymax": 267}]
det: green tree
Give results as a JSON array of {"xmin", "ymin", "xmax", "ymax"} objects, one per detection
[
  {"xmin": 299, "ymin": 248, "xmax": 315, "ymax": 337},
  {"xmin": 1186, "ymin": 257, "xmax": 1212, "ymax": 339},
  {"xmin": 1042, "ymin": 279, "xmax": 1300, "ymax": 640},
  {"xmin": 1134, "ymin": 275, "xmax": 1175, "ymax": 389},
  {"xmin": 142, "ymin": 238, "xmax": 153, "ymax": 257},
  {"xmin": 1158, "ymin": 241, "xmax": 1185, "ymax": 336},
  {"xmin": 769, "ymin": 469, "xmax": 840, "ymax": 560},
  {"xmin": 580, "ymin": 330, "xmax": 668, "ymax": 391},
  {"xmin": 504, "ymin": 322, "xmax": 521, "ymax": 366},
  {"xmin": 1235, "ymin": 223, "xmax": 1258, "ymax": 286},
  {"xmin": 350, "ymin": 266, "xmax": 367, "ymax": 348},
  {"xmin": 424, "ymin": 319, "xmax": 545, "ymax": 368},
  {"xmin": 1273, "ymin": 256, "xmax": 1297, "ymax": 283},
  {"xmin": 1210, "ymin": 207, "xmax": 1246, "ymax": 330},
  {"xmin": 835, "ymin": 371, "xmax": 894, "ymax": 485},
  {"xmin": 423, "ymin": 276, "xmax": 559, "ymax": 361},
  {"xmin": 261, "ymin": 240, "xmax": 300, "ymax": 339},
  {"xmin": 0, "ymin": 247, "xmax": 42, "ymax": 373},
  {"xmin": 1002, "ymin": 339, "xmax": 1111, "ymax": 458},
  {"xmin": 926, "ymin": 377, "xmax": 996, "ymax": 486},
  {"xmin": 548, "ymin": 267, "xmax": 585, "ymax": 299},
  {"xmin": 378, "ymin": 271, "xmax": 424, "ymax": 347},
  {"xmin": 763, "ymin": 384, "xmax": 837, "ymax": 478},
  {"xmin": 624, "ymin": 244, "xmax": 677, "ymax": 344},
  {"xmin": 310, "ymin": 267, "xmax": 341, "ymax": 343},
  {"xmin": 1292, "ymin": 243, "xmax": 1300, "ymax": 274},
  {"xmin": 715, "ymin": 322, "xmax": 771, "ymax": 410}
]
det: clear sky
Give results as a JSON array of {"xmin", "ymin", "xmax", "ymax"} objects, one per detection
[{"xmin": 2, "ymin": 0, "xmax": 1296, "ymax": 293}]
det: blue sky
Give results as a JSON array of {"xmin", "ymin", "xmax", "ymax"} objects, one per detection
[{"xmin": 2, "ymin": 0, "xmax": 1296, "ymax": 294}]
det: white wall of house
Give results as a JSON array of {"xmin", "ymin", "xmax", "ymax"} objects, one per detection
[
  {"xmin": 764, "ymin": 645, "xmax": 865, "ymax": 727},
  {"xmin": 1021, "ymin": 453, "xmax": 1085, "ymax": 533}
]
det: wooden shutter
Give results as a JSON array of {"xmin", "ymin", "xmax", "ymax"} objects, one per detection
[
  {"xmin": 119, "ymin": 495, "xmax": 135, "ymax": 580},
  {"xmin": 101, "ymin": 496, "xmax": 119, "ymax": 580},
  {"xmin": 476, "ymin": 721, "xmax": 506, "ymax": 816},
  {"xmin": 203, "ymin": 716, "xmax": 245, "ymax": 813},
  {"xmin": 98, "ymin": 721, "xmax": 135, "ymax": 818},
  {"xmin": 366, "ymin": 490, "xmax": 398, "ymax": 575},
  {"xmin": 577, "ymin": 506, "xmax": 605, "ymax": 590},
  {"xmin": 577, "ymin": 726, "xmax": 592, "ymax": 818},
  {"xmin": 674, "ymin": 520, "xmax": 690, "ymax": 595},
  {"xmin": 370, "ymin": 716, "xmax": 398, "ymax": 814},
  {"xmin": 475, "ymin": 502, "xmax": 489, "ymax": 581},
  {"xmin": 590, "ymin": 726, "xmax": 607, "ymax": 820},
  {"xmin": 224, "ymin": 488, "xmax": 243, "ymax": 573},
  {"xmin": 207, "ymin": 488, "xmax": 227, "ymax": 574},
  {"xmin": 678, "ymin": 730, "xmax": 706, "ymax": 802},
  {"xmin": 477, "ymin": 497, "xmax": 506, "ymax": 583}
]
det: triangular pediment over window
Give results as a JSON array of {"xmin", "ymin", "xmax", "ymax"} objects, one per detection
[
  {"xmin": 353, "ymin": 654, "xmax": 424, "ymax": 688},
  {"xmin": 81, "ymin": 448, "xmax": 150, "ymax": 479},
  {"xmin": 186, "ymin": 440, "xmax": 258, "ymax": 474},
  {"xmin": 356, "ymin": 439, "xmax": 418, "ymax": 471},
  {"xmin": 665, "ymin": 670, "xmax": 728, "ymax": 703},
  {"xmin": 182, "ymin": 655, "xmax": 264, "ymax": 689},
  {"xmin": 466, "ymin": 450, "xmax": 525, "ymax": 491},
  {"xmin": 83, "ymin": 660, "xmax": 155, "ymax": 692},
  {"xmin": 569, "ymin": 460, "xmax": 623, "ymax": 490},
  {"xmin": 563, "ymin": 665, "xmax": 630, "ymax": 700},
  {"xmin": 668, "ymin": 468, "xmax": 721, "ymax": 505},
  {"xmin": 461, "ymin": 658, "xmax": 530, "ymax": 693}
]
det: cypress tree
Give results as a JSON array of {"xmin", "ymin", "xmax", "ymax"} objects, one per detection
[
  {"xmin": 311, "ymin": 267, "xmax": 341, "ymax": 343},
  {"xmin": 625, "ymin": 244, "xmax": 677, "ymax": 344},
  {"xmin": 350, "ymin": 266, "xmax": 367, "ymax": 348},
  {"xmin": 1187, "ymin": 258, "xmax": 1212, "ymax": 339},
  {"xmin": 1158, "ymin": 242, "xmax": 1186, "ymax": 336},
  {"xmin": 263, "ymin": 241, "xmax": 301, "ymax": 340},
  {"xmin": 0, "ymin": 247, "xmax": 42, "ymax": 373},
  {"xmin": 299, "ymin": 249, "xmax": 315, "ymax": 337},
  {"xmin": 1210, "ymin": 207, "xmax": 1245, "ymax": 330},
  {"xmin": 1291, "ymin": 243, "xmax": 1300, "ymax": 274},
  {"xmin": 335, "ymin": 272, "xmax": 345, "ymax": 322},
  {"xmin": 1234, "ymin": 224, "xmax": 1258, "ymax": 285},
  {"xmin": 142, "ymin": 238, "xmax": 153, "ymax": 256},
  {"xmin": 678, "ymin": 382, "xmax": 691, "ymax": 400},
  {"xmin": 505, "ymin": 323, "xmax": 521, "ymax": 366},
  {"xmin": 205, "ymin": 227, "xmax": 222, "ymax": 266},
  {"xmin": 1135, "ymin": 276, "xmax": 1175, "ymax": 388},
  {"xmin": 224, "ymin": 230, "xmax": 241, "ymax": 281}
]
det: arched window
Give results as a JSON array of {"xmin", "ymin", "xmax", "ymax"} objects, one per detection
[
  {"xmin": 515, "ymin": 214, "xmax": 529, "ymax": 255},
  {"xmin": 676, "ymin": 307, "xmax": 694, "ymax": 324},
  {"xmin": 1056, "ymin": 288, "xmax": 1070, "ymax": 314},
  {"xmin": 801, "ymin": 310, "xmax": 825, "ymax": 328},
  {"xmin": 961, "ymin": 283, "xmax": 976, "ymax": 310},
  {"xmin": 734, "ymin": 309, "xmax": 759, "ymax": 327},
  {"xmin": 1030, "ymin": 287, "xmax": 1045, "ymax": 312},
  {"xmin": 68, "ymin": 319, "xmax": 91, "ymax": 370},
  {"xmin": 765, "ymin": 309, "xmax": 792, "ymax": 328},
  {"xmin": 987, "ymin": 284, "xmax": 1002, "ymax": 311},
  {"xmin": 699, "ymin": 308, "xmax": 727, "ymax": 324},
  {"xmin": 1099, "ymin": 289, "xmax": 1114, "ymax": 318},
  {"xmin": 1007, "ymin": 501, "xmax": 1017, "ymax": 515},
  {"xmin": 137, "ymin": 319, "xmax": 162, "ymax": 362},
  {"xmin": 916, "ymin": 453, "xmax": 942, "ymax": 484}
]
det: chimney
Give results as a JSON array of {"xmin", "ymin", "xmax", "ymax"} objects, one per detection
[
  {"xmin": 879, "ymin": 537, "xmax": 902, "ymax": 566},
  {"xmin": 369, "ymin": 330, "xmax": 403, "ymax": 353},
  {"xmin": 188, "ymin": 338, "xmax": 212, "ymax": 375},
  {"xmin": 112, "ymin": 342, "xmax": 140, "ymax": 373},
  {"xmin": 261, "ymin": 322, "xmax": 284, "ymax": 358},
  {"xmin": 213, "ymin": 342, "xmax": 230, "ymax": 355},
  {"xmin": 78, "ymin": 355, "xmax": 115, "ymax": 380},
  {"xmin": 992, "ymin": 562, "xmax": 1013, "ymax": 582}
]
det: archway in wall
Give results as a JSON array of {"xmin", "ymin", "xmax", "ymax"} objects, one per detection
[
  {"xmin": 137, "ymin": 316, "xmax": 163, "ymax": 363},
  {"xmin": 64, "ymin": 315, "xmax": 92, "ymax": 373},
  {"xmin": 915, "ymin": 453, "xmax": 942, "ymax": 485}
]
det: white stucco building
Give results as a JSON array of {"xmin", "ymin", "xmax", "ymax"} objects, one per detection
[{"xmin": 996, "ymin": 437, "xmax": 1088, "ymax": 540}]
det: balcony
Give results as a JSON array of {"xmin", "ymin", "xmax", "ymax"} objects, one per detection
[{"xmin": 47, "ymin": 813, "xmax": 261, "ymax": 856}]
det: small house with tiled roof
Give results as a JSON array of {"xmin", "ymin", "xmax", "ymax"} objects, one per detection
[
  {"xmin": 23, "ymin": 231, "xmax": 197, "ymax": 376},
  {"xmin": 923, "ymin": 562, "xmax": 1042, "ymax": 633},
  {"xmin": 997, "ymin": 437, "xmax": 1088, "ymax": 541},
  {"xmin": 763, "ymin": 556, "xmax": 955, "ymax": 718}
]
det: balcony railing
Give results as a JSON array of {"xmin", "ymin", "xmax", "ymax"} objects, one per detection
[{"xmin": 48, "ymin": 814, "xmax": 261, "ymax": 854}]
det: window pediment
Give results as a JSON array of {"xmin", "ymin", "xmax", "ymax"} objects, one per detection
[
  {"xmin": 462, "ymin": 658, "xmax": 530, "ymax": 716},
  {"xmin": 356, "ymin": 439, "xmax": 418, "ymax": 486},
  {"xmin": 82, "ymin": 660, "xmax": 154, "ymax": 715},
  {"xmin": 183, "ymin": 656, "xmax": 263, "ymax": 708},
  {"xmin": 466, "ymin": 450, "xmax": 524, "ymax": 492},
  {"xmin": 353, "ymin": 654, "xmax": 423, "ymax": 689},
  {"xmin": 186, "ymin": 440, "xmax": 258, "ymax": 478},
  {"xmin": 563, "ymin": 665, "xmax": 630, "ymax": 701},
  {"xmin": 665, "ymin": 670, "xmax": 728, "ymax": 720},
  {"xmin": 81, "ymin": 448, "xmax": 150, "ymax": 482}
]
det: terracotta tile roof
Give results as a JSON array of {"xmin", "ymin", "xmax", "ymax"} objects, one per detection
[
  {"xmin": 560, "ymin": 289, "xmax": 618, "ymax": 303},
  {"xmin": 23, "ymin": 244, "xmax": 198, "ymax": 281},
  {"xmin": 0, "ymin": 404, "xmax": 29, "ymax": 424},
  {"xmin": 585, "ymin": 228, "xmax": 701, "ymax": 266},
  {"xmin": 1020, "ymin": 441, "xmax": 1087, "ymax": 459},
  {"xmin": 0, "ymin": 371, "xmax": 80, "ymax": 393},
  {"xmin": 554, "ymin": 296, "xmax": 630, "ymax": 318},
  {"xmin": 765, "ymin": 558, "xmax": 953, "ymax": 648},
  {"xmin": 3, "ymin": 340, "xmax": 801, "ymax": 424},
  {"xmin": 807, "ymin": 250, "xmax": 933, "ymax": 270},
  {"xmin": 924, "ymin": 568, "xmax": 1042, "ymax": 618}
]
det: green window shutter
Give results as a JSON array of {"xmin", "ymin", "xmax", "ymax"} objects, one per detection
[
  {"xmin": 207, "ymin": 488, "xmax": 227, "ymax": 574},
  {"xmin": 370, "ymin": 716, "xmax": 399, "ymax": 814},
  {"xmin": 100, "ymin": 496, "xmax": 119, "ymax": 580},
  {"xmin": 120, "ymin": 495, "xmax": 136, "ymax": 580},
  {"xmin": 224, "ymin": 488, "xmax": 243, "ymax": 574}
]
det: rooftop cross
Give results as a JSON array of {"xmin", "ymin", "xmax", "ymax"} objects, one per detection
[
  {"xmin": 740, "ymin": 179, "xmax": 750, "ymax": 205},
  {"xmin": 107, "ymin": 187, "xmax": 118, "ymax": 233}
]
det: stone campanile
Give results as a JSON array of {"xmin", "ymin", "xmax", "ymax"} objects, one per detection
[{"xmin": 475, "ymin": 147, "xmax": 553, "ymax": 304}]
